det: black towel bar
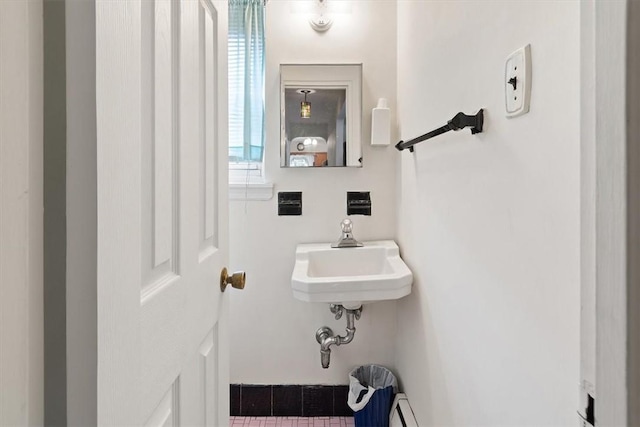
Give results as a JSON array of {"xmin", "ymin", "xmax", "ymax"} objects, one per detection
[{"xmin": 395, "ymin": 109, "xmax": 484, "ymax": 152}]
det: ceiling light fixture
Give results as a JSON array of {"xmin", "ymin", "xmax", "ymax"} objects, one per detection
[{"xmin": 300, "ymin": 90, "xmax": 312, "ymax": 118}]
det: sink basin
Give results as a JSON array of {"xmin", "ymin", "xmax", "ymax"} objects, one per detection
[{"xmin": 291, "ymin": 240, "xmax": 413, "ymax": 309}]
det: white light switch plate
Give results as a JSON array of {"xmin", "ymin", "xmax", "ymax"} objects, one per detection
[{"xmin": 505, "ymin": 44, "xmax": 531, "ymax": 117}]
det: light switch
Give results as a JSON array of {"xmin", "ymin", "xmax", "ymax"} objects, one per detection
[{"xmin": 505, "ymin": 44, "xmax": 531, "ymax": 118}]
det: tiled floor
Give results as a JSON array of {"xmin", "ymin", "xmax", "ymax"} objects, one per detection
[{"xmin": 230, "ymin": 417, "xmax": 355, "ymax": 427}]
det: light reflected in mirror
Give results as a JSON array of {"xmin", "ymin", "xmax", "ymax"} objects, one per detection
[
  {"xmin": 280, "ymin": 64, "xmax": 362, "ymax": 168},
  {"xmin": 285, "ymin": 89, "xmax": 346, "ymax": 167}
]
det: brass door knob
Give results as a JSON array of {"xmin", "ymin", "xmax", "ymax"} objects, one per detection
[{"xmin": 220, "ymin": 267, "xmax": 246, "ymax": 292}]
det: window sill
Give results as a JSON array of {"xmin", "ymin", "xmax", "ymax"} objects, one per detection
[{"xmin": 229, "ymin": 181, "xmax": 274, "ymax": 201}]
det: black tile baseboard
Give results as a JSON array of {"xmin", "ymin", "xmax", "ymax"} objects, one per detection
[
  {"xmin": 241, "ymin": 385, "xmax": 272, "ymax": 416},
  {"xmin": 333, "ymin": 385, "xmax": 352, "ymax": 417},
  {"xmin": 230, "ymin": 384, "xmax": 353, "ymax": 417},
  {"xmin": 302, "ymin": 386, "xmax": 333, "ymax": 417},
  {"xmin": 273, "ymin": 385, "xmax": 302, "ymax": 416},
  {"xmin": 230, "ymin": 384, "xmax": 241, "ymax": 416}
]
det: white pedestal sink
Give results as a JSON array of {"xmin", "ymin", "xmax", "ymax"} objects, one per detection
[{"xmin": 291, "ymin": 240, "xmax": 413, "ymax": 309}]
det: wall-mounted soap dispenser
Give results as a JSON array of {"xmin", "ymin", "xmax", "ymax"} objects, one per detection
[{"xmin": 371, "ymin": 98, "xmax": 390, "ymax": 146}]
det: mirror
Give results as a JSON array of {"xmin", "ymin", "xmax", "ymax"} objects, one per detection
[{"xmin": 280, "ymin": 64, "xmax": 362, "ymax": 168}]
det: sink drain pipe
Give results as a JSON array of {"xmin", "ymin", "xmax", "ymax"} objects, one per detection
[{"xmin": 316, "ymin": 304, "xmax": 362, "ymax": 368}]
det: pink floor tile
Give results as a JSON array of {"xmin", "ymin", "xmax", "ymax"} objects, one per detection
[{"xmin": 229, "ymin": 417, "xmax": 354, "ymax": 427}]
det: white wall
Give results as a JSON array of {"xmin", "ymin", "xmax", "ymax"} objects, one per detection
[
  {"xmin": 229, "ymin": 0, "xmax": 399, "ymax": 384},
  {"xmin": 0, "ymin": 0, "xmax": 44, "ymax": 424},
  {"xmin": 594, "ymin": 1, "xmax": 629, "ymax": 424},
  {"xmin": 395, "ymin": 1, "xmax": 580, "ymax": 425}
]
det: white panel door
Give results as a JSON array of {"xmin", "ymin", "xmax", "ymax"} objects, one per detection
[
  {"xmin": 95, "ymin": 0, "xmax": 229, "ymax": 425},
  {"xmin": 0, "ymin": 0, "xmax": 43, "ymax": 425}
]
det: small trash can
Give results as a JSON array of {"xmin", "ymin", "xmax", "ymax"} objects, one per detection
[{"xmin": 347, "ymin": 365, "xmax": 398, "ymax": 427}]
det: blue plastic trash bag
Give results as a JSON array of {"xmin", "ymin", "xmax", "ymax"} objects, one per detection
[{"xmin": 347, "ymin": 365, "xmax": 398, "ymax": 427}]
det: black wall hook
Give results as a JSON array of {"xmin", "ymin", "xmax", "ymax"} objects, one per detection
[{"xmin": 395, "ymin": 109, "xmax": 484, "ymax": 152}]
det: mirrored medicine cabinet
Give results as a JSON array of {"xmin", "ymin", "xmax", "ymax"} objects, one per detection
[{"xmin": 280, "ymin": 64, "xmax": 362, "ymax": 168}]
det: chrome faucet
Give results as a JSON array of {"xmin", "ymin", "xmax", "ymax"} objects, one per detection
[{"xmin": 331, "ymin": 218, "xmax": 363, "ymax": 248}]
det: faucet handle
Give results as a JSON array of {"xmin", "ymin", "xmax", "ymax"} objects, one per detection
[
  {"xmin": 340, "ymin": 218, "xmax": 353, "ymax": 233},
  {"xmin": 331, "ymin": 218, "xmax": 363, "ymax": 248}
]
